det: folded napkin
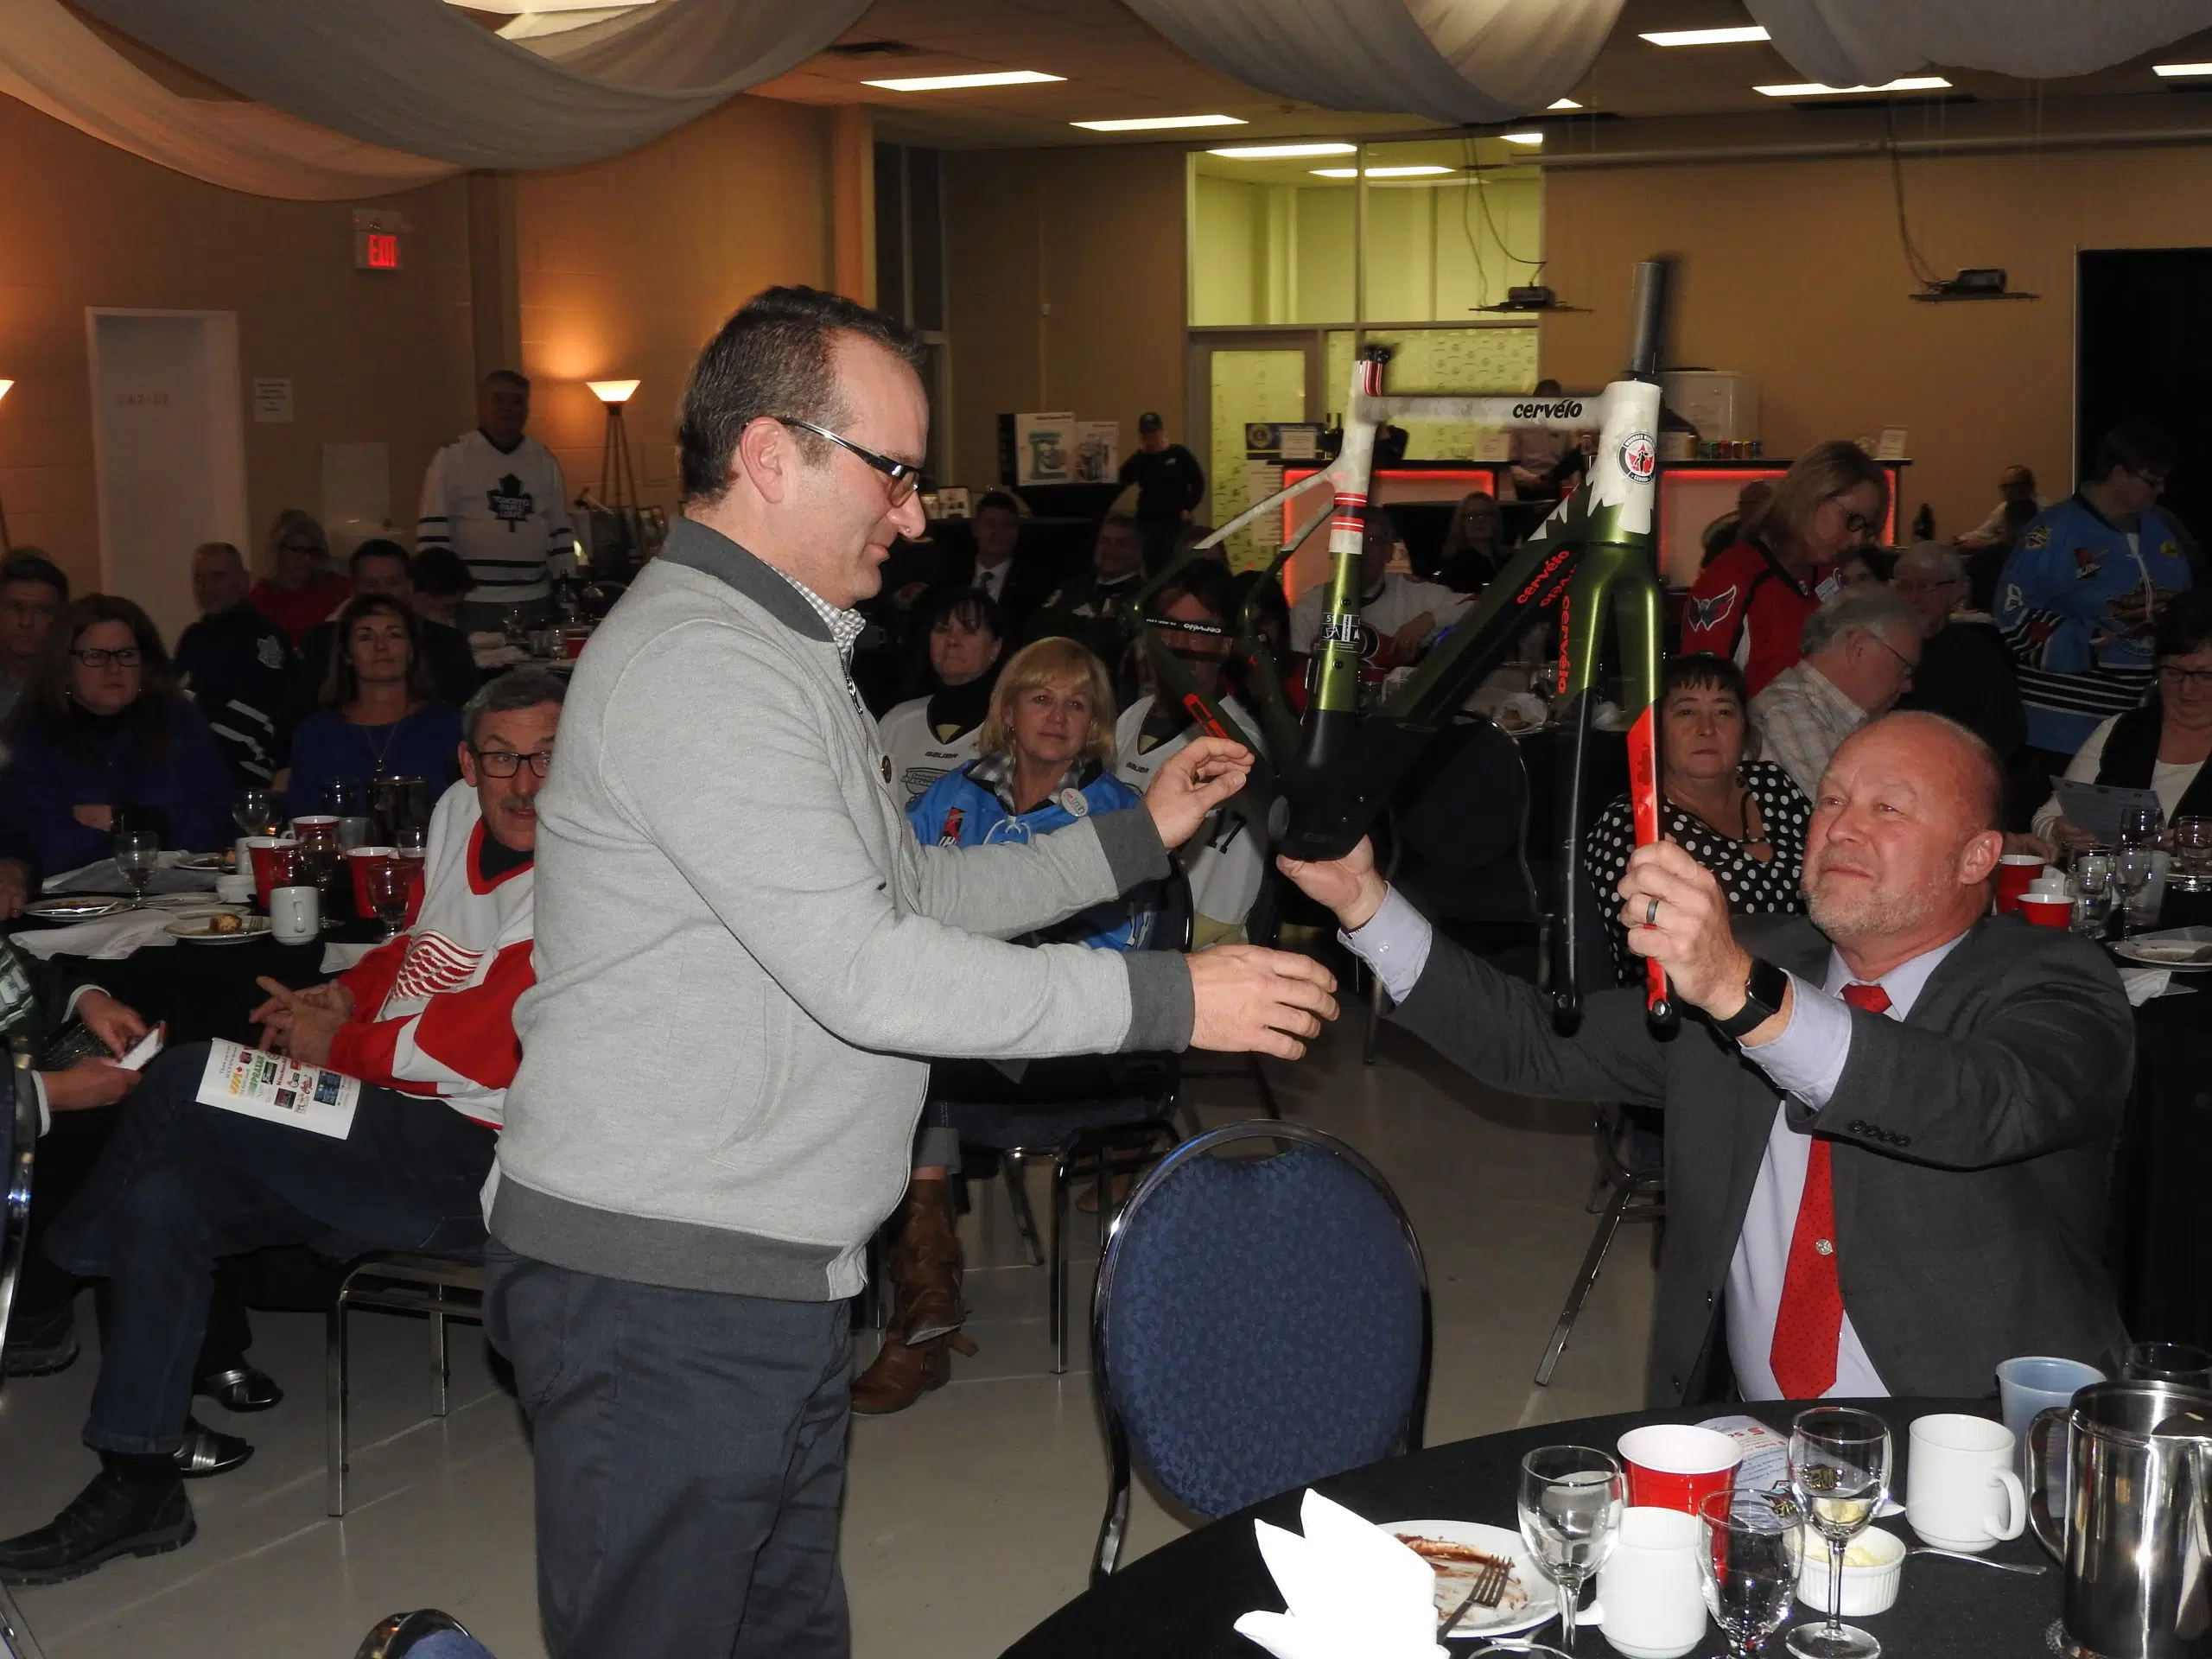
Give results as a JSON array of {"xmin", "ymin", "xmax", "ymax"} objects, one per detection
[
  {"xmin": 44, "ymin": 855, "xmax": 219, "ymax": 896},
  {"xmin": 16, "ymin": 909, "xmax": 183, "ymax": 960},
  {"xmin": 2120, "ymin": 967, "xmax": 2174, "ymax": 1006},
  {"xmin": 1234, "ymin": 1490, "xmax": 1444, "ymax": 1659}
]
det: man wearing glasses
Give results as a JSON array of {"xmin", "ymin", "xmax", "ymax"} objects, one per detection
[
  {"xmin": 488, "ymin": 285, "xmax": 1338, "ymax": 1657},
  {"xmin": 0, "ymin": 668, "xmax": 564, "ymax": 1586},
  {"xmin": 1997, "ymin": 420, "xmax": 2194, "ymax": 768},
  {"xmin": 1751, "ymin": 588, "xmax": 1924, "ymax": 798}
]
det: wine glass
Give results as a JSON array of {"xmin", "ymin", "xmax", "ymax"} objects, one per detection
[
  {"xmin": 1516, "ymin": 1445, "xmax": 1624, "ymax": 1650},
  {"xmin": 1786, "ymin": 1408, "xmax": 1891, "ymax": 1659},
  {"xmin": 2115, "ymin": 843, "xmax": 2158, "ymax": 938},
  {"xmin": 113, "ymin": 828, "xmax": 159, "ymax": 909},
  {"xmin": 362, "ymin": 856, "xmax": 413, "ymax": 943},
  {"xmin": 233, "ymin": 788, "xmax": 283, "ymax": 840},
  {"xmin": 2073, "ymin": 846, "xmax": 2115, "ymax": 935},
  {"xmin": 1698, "ymin": 1491, "xmax": 1799, "ymax": 1659},
  {"xmin": 2119, "ymin": 803, "xmax": 2163, "ymax": 849}
]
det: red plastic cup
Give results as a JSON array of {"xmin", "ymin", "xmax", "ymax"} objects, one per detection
[
  {"xmin": 1617, "ymin": 1424, "xmax": 1742, "ymax": 1517},
  {"xmin": 1994, "ymin": 854, "xmax": 2044, "ymax": 913},
  {"xmin": 2019, "ymin": 893, "xmax": 2074, "ymax": 928},
  {"xmin": 347, "ymin": 846, "xmax": 397, "ymax": 914},
  {"xmin": 562, "ymin": 627, "xmax": 588, "ymax": 660},
  {"xmin": 245, "ymin": 836, "xmax": 299, "ymax": 908}
]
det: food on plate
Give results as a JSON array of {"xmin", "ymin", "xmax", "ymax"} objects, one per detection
[
  {"xmin": 207, "ymin": 912, "xmax": 243, "ymax": 934},
  {"xmin": 1392, "ymin": 1534, "xmax": 1530, "ymax": 1613}
]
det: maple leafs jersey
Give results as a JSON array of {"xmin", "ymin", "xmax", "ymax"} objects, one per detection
[{"xmin": 416, "ymin": 429, "xmax": 576, "ymax": 605}]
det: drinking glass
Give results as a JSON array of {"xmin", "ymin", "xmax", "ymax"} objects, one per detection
[
  {"xmin": 113, "ymin": 828, "xmax": 158, "ymax": 909},
  {"xmin": 233, "ymin": 788, "xmax": 283, "ymax": 840},
  {"xmin": 2115, "ymin": 844, "xmax": 2158, "ymax": 938},
  {"xmin": 1698, "ymin": 1490, "xmax": 1798, "ymax": 1658},
  {"xmin": 1786, "ymin": 1408, "xmax": 1891, "ymax": 1659},
  {"xmin": 362, "ymin": 857, "xmax": 412, "ymax": 943},
  {"xmin": 2173, "ymin": 817, "xmax": 2212, "ymax": 890},
  {"xmin": 1516, "ymin": 1445, "xmax": 1625, "ymax": 1650},
  {"xmin": 2119, "ymin": 804, "xmax": 2163, "ymax": 849},
  {"xmin": 394, "ymin": 821, "xmax": 429, "ymax": 860},
  {"xmin": 326, "ymin": 779, "xmax": 372, "ymax": 851},
  {"xmin": 2122, "ymin": 1341, "xmax": 2212, "ymax": 1389},
  {"xmin": 2073, "ymin": 848, "xmax": 2116, "ymax": 937}
]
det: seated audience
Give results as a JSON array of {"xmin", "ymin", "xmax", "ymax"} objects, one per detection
[
  {"xmin": 0, "ymin": 670, "xmax": 563, "ymax": 1582},
  {"xmin": 1998, "ymin": 421, "xmax": 2190, "ymax": 766},
  {"xmin": 1835, "ymin": 546, "xmax": 1891, "ymax": 588},
  {"xmin": 856, "ymin": 639, "xmax": 1154, "ymax": 1414},
  {"xmin": 408, "ymin": 546, "xmax": 476, "ymax": 628},
  {"xmin": 1893, "ymin": 543, "xmax": 2030, "ymax": 803},
  {"xmin": 285, "ymin": 594, "xmax": 464, "ymax": 820},
  {"xmin": 1685, "ymin": 441, "xmax": 1890, "ymax": 696},
  {"xmin": 1035, "ymin": 512, "xmax": 1147, "ymax": 632},
  {"xmin": 1955, "ymin": 464, "xmax": 2044, "ymax": 550},
  {"xmin": 0, "ymin": 596, "xmax": 232, "ymax": 880},
  {"xmin": 1172, "ymin": 521, "xmax": 1224, "ymax": 569},
  {"xmin": 1586, "ymin": 654, "xmax": 1810, "ymax": 983},
  {"xmin": 295, "ymin": 539, "xmax": 478, "ymax": 716},
  {"xmin": 2032, "ymin": 588, "xmax": 2212, "ymax": 851},
  {"xmin": 1433, "ymin": 490, "xmax": 1509, "ymax": 592},
  {"xmin": 1287, "ymin": 710, "xmax": 2131, "ymax": 1404},
  {"xmin": 1751, "ymin": 588, "xmax": 1923, "ymax": 798},
  {"xmin": 1, "ymin": 549, "xmax": 68, "ymax": 725},
  {"xmin": 1701, "ymin": 480, "xmax": 1776, "ymax": 570},
  {"xmin": 247, "ymin": 509, "xmax": 351, "ymax": 648},
  {"xmin": 1289, "ymin": 505, "xmax": 1471, "ymax": 690},
  {"xmin": 1116, "ymin": 563, "xmax": 1272, "ymax": 948},
  {"xmin": 878, "ymin": 588, "xmax": 1005, "ymax": 807},
  {"xmin": 956, "ymin": 489, "xmax": 1052, "ymax": 639},
  {"xmin": 173, "ymin": 541, "xmax": 295, "ymax": 789},
  {"xmin": 1506, "ymin": 379, "xmax": 1573, "ymax": 499}
]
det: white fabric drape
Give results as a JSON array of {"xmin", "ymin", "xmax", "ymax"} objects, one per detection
[
  {"xmin": 1122, "ymin": 0, "xmax": 1624, "ymax": 124},
  {"xmin": 1745, "ymin": 0, "xmax": 2212, "ymax": 88},
  {"xmin": 69, "ymin": 0, "xmax": 870, "ymax": 171},
  {"xmin": 0, "ymin": 0, "xmax": 456, "ymax": 200}
]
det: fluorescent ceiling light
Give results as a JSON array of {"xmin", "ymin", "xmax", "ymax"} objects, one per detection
[
  {"xmin": 1206, "ymin": 141, "xmax": 1359, "ymax": 158},
  {"xmin": 588, "ymin": 379, "xmax": 640, "ymax": 404},
  {"xmin": 1548, "ymin": 98, "xmax": 1583, "ymax": 110},
  {"xmin": 1501, "ymin": 131, "xmax": 1544, "ymax": 145},
  {"xmin": 1755, "ymin": 76, "xmax": 1951, "ymax": 96},
  {"xmin": 1310, "ymin": 164, "xmax": 1456, "ymax": 178},
  {"xmin": 1071, "ymin": 114, "xmax": 1245, "ymax": 130},
  {"xmin": 863, "ymin": 70, "xmax": 1065, "ymax": 92},
  {"xmin": 1640, "ymin": 25, "xmax": 1770, "ymax": 45},
  {"xmin": 2153, "ymin": 62, "xmax": 2212, "ymax": 77}
]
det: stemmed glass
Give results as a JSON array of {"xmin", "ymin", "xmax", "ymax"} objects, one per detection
[
  {"xmin": 1516, "ymin": 1445, "xmax": 1625, "ymax": 1651},
  {"xmin": 1698, "ymin": 1491, "xmax": 1799, "ymax": 1658},
  {"xmin": 233, "ymin": 788, "xmax": 283, "ymax": 841},
  {"xmin": 113, "ymin": 828, "xmax": 158, "ymax": 909},
  {"xmin": 362, "ymin": 857, "xmax": 413, "ymax": 943},
  {"xmin": 2073, "ymin": 847, "xmax": 2116, "ymax": 937},
  {"xmin": 1786, "ymin": 1408, "xmax": 1891, "ymax": 1659},
  {"xmin": 2115, "ymin": 843, "xmax": 2159, "ymax": 938}
]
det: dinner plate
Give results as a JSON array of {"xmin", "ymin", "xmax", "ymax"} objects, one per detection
[
  {"xmin": 165, "ymin": 912, "xmax": 270, "ymax": 944},
  {"xmin": 2114, "ymin": 940, "xmax": 2212, "ymax": 969},
  {"xmin": 1380, "ymin": 1519, "xmax": 1557, "ymax": 1638},
  {"xmin": 173, "ymin": 851, "xmax": 230, "ymax": 872},
  {"xmin": 23, "ymin": 897, "xmax": 130, "ymax": 921}
]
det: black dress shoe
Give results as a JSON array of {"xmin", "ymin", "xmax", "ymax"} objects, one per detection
[
  {"xmin": 1, "ymin": 1305, "xmax": 78, "ymax": 1378},
  {"xmin": 173, "ymin": 1417, "xmax": 253, "ymax": 1479},
  {"xmin": 194, "ymin": 1364, "xmax": 283, "ymax": 1413},
  {"xmin": 0, "ymin": 1468, "xmax": 194, "ymax": 1586}
]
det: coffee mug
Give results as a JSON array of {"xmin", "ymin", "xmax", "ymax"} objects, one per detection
[
  {"xmin": 1616, "ymin": 1425, "xmax": 1741, "ymax": 1517},
  {"xmin": 1993, "ymin": 854, "xmax": 2045, "ymax": 912},
  {"xmin": 1905, "ymin": 1414, "xmax": 2026, "ymax": 1553},
  {"xmin": 269, "ymin": 884, "xmax": 320, "ymax": 944},
  {"xmin": 1595, "ymin": 1506, "xmax": 1707, "ymax": 1659}
]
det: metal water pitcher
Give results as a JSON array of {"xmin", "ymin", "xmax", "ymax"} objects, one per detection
[{"xmin": 2029, "ymin": 1380, "xmax": 2212, "ymax": 1659}]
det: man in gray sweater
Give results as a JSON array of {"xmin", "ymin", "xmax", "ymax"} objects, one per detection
[{"xmin": 486, "ymin": 285, "xmax": 1338, "ymax": 1659}]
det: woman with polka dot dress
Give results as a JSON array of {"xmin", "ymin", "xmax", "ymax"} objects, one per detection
[{"xmin": 1585, "ymin": 652, "xmax": 1812, "ymax": 983}]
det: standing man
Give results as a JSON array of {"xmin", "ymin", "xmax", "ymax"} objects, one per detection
[
  {"xmin": 416, "ymin": 370, "xmax": 576, "ymax": 636},
  {"xmin": 1, "ymin": 548, "xmax": 68, "ymax": 724},
  {"xmin": 488, "ymin": 286, "xmax": 1337, "ymax": 1659},
  {"xmin": 173, "ymin": 541, "xmax": 295, "ymax": 789},
  {"xmin": 1117, "ymin": 410, "xmax": 1205, "ymax": 536},
  {"xmin": 1955, "ymin": 464, "xmax": 2044, "ymax": 550},
  {"xmin": 1751, "ymin": 588, "xmax": 1923, "ymax": 798}
]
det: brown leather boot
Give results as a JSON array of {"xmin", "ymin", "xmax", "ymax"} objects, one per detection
[
  {"xmin": 890, "ymin": 1179, "xmax": 966, "ymax": 1345},
  {"xmin": 851, "ymin": 1331, "xmax": 950, "ymax": 1415}
]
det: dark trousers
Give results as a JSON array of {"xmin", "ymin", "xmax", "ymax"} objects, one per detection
[
  {"xmin": 483, "ymin": 1243, "xmax": 854, "ymax": 1659},
  {"xmin": 44, "ymin": 1041, "xmax": 496, "ymax": 1454}
]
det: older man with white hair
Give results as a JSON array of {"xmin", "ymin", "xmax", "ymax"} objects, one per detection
[
  {"xmin": 1895, "ymin": 541, "xmax": 2028, "ymax": 788},
  {"xmin": 1751, "ymin": 587, "xmax": 1923, "ymax": 797}
]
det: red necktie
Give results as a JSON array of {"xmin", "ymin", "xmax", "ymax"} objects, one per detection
[{"xmin": 1768, "ymin": 980, "xmax": 1890, "ymax": 1398}]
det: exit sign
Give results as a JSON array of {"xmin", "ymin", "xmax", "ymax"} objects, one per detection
[{"xmin": 351, "ymin": 207, "xmax": 408, "ymax": 271}]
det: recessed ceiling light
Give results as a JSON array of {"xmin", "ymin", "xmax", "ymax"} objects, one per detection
[
  {"xmin": 1548, "ymin": 98, "xmax": 1583, "ymax": 111},
  {"xmin": 1755, "ymin": 76, "xmax": 1952, "ymax": 96},
  {"xmin": 1501, "ymin": 131, "xmax": 1545, "ymax": 145},
  {"xmin": 1640, "ymin": 25, "xmax": 1771, "ymax": 45},
  {"xmin": 2153, "ymin": 62, "xmax": 2212, "ymax": 77},
  {"xmin": 1310, "ymin": 165, "xmax": 1458, "ymax": 178},
  {"xmin": 1071, "ymin": 114, "xmax": 1246, "ymax": 130},
  {"xmin": 863, "ymin": 69, "xmax": 1065, "ymax": 91},
  {"xmin": 1206, "ymin": 142, "xmax": 1360, "ymax": 158}
]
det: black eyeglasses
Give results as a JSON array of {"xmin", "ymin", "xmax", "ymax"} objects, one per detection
[
  {"xmin": 2131, "ymin": 467, "xmax": 2170, "ymax": 490},
  {"xmin": 2159, "ymin": 664, "xmax": 2212, "ymax": 690},
  {"xmin": 71, "ymin": 647, "xmax": 143, "ymax": 669},
  {"xmin": 1827, "ymin": 497, "xmax": 1880, "ymax": 540},
  {"xmin": 471, "ymin": 747, "xmax": 553, "ymax": 779},
  {"xmin": 775, "ymin": 417, "xmax": 923, "ymax": 506}
]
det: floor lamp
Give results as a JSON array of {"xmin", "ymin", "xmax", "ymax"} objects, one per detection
[
  {"xmin": 0, "ymin": 379, "xmax": 13, "ymax": 553},
  {"xmin": 586, "ymin": 378, "xmax": 642, "ymax": 575}
]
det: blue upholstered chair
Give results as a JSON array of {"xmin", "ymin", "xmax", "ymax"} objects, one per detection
[
  {"xmin": 353, "ymin": 1609, "xmax": 494, "ymax": 1658},
  {"xmin": 1088, "ymin": 1121, "xmax": 1430, "ymax": 1583}
]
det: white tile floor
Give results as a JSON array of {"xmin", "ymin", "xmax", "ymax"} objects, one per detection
[{"xmin": 0, "ymin": 1011, "xmax": 1655, "ymax": 1659}]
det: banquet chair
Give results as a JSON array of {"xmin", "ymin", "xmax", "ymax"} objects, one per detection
[
  {"xmin": 326, "ymin": 1249, "xmax": 486, "ymax": 1516},
  {"xmin": 1089, "ymin": 1121, "xmax": 1429, "ymax": 1584},
  {"xmin": 0, "ymin": 1039, "xmax": 36, "ymax": 1402},
  {"xmin": 353, "ymin": 1609, "xmax": 494, "ymax": 1659}
]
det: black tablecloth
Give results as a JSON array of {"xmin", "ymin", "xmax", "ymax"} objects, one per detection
[
  {"xmin": 2118, "ymin": 974, "xmax": 2212, "ymax": 1351},
  {"xmin": 1003, "ymin": 1398, "xmax": 2057, "ymax": 1659}
]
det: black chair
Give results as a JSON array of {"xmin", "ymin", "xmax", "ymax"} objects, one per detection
[
  {"xmin": 0, "ymin": 1040, "xmax": 35, "ymax": 1399},
  {"xmin": 1089, "ymin": 1121, "xmax": 1429, "ymax": 1584},
  {"xmin": 326, "ymin": 1249, "xmax": 486, "ymax": 1516},
  {"xmin": 353, "ymin": 1610, "xmax": 494, "ymax": 1658}
]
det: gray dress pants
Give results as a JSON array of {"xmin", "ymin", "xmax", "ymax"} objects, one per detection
[{"xmin": 484, "ymin": 1242, "xmax": 855, "ymax": 1659}]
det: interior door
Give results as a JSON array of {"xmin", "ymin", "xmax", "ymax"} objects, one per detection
[{"xmin": 1191, "ymin": 332, "xmax": 1319, "ymax": 573}]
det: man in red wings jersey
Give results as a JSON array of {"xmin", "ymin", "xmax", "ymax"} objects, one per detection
[{"xmin": 0, "ymin": 669, "xmax": 563, "ymax": 1586}]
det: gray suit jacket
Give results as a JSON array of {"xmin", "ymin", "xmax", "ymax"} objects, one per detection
[{"xmin": 1392, "ymin": 912, "xmax": 2133, "ymax": 1405}]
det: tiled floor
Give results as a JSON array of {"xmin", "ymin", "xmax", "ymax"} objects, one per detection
[{"xmin": 0, "ymin": 1011, "xmax": 1655, "ymax": 1659}]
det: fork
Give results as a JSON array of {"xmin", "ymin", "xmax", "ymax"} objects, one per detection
[{"xmin": 1438, "ymin": 1554, "xmax": 1513, "ymax": 1638}]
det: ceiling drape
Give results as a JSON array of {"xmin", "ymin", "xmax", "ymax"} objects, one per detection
[{"xmin": 1745, "ymin": 1, "xmax": 2212, "ymax": 88}]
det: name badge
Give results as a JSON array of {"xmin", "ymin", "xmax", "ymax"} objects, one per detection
[{"xmin": 1058, "ymin": 787, "xmax": 1089, "ymax": 818}]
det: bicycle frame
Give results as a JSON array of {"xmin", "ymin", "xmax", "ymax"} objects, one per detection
[{"xmin": 1131, "ymin": 260, "xmax": 1676, "ymax": 1033}]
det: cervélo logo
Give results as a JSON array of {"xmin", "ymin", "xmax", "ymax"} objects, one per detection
[{"xmin": 1510, "ymin": 399, "xmax": 1584, "ymax": 421}]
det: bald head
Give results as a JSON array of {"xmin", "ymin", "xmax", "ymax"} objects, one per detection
[{"xmin": 1839, "ymin": 711, "xmax": 2004, "ymax": 832}]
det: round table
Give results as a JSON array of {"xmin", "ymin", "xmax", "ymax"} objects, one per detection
[{"xmin": 1001, "ymin": 1399, "xmax": 2060, "ymax": 1659}]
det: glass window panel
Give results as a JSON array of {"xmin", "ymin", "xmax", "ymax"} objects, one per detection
[
  {"xmin": 1208, "ymin": 347, "xmax": 1309, "ymax": 570},
  {"xmin": 1321, "ymin": 327, "xmax": 1540, "ymax": 458}
]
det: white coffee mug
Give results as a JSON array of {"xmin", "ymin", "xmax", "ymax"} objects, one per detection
[
  {"xmin": 269, "ymin": 884, "xmax": 321, "ymax": 944},
  {"xmin": 1596, "ymin": 1506, "xmax": 1707, "ymax": 1659},
  {"xmin": 1906, "ymin": 1414, "xmax": 2027, "ymax": 1553}
]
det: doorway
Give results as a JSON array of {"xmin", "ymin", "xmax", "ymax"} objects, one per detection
[
  {"xmin": 2077, "ymin": 249, "xmax": 2212, "ymax": 550},
  {"xmin": 1187, "ymin": 330, "xmax": 1322, "ymax": 572},
  {"xmin": 85, "ymin": 309, "xmax": 249, "ymax": 644}
]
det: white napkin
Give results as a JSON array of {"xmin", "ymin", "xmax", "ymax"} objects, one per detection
[
  {"xmin": 2120, "ymin": 966, "xmax": 2174, "ymax": 1006},
  {"xmin": 1234, "ymin": 1490, "xmax": 1445, "ymax": 1659},
  {"xmin": 320, "ymin": 941, "xmax": 378, "ymax": 973},
  {"xmin": 43, "ymin": 855, "xmax": 219, "ymax": 896},
  {"xmin": 16, "ymin": 909, "xmax": 182, "ymax": 960}
]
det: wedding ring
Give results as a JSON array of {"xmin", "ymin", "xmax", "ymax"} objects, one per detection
[{"xmin": 1644, "ymin": 896, "xmax": 1661, "ymax": 927}]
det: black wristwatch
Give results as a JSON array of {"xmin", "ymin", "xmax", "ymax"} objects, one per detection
[{"xmin": 1711, "ymin": 957, "xmax": 1789, "ymax": 1042}]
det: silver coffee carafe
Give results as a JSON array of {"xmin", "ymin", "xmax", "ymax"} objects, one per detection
[{"xmin": 2029, "ymin": 1380, "xmax": 2212, "ymax": 1659}]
